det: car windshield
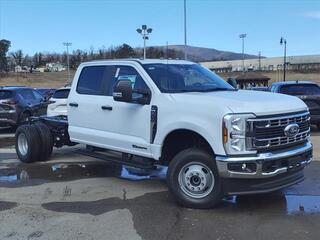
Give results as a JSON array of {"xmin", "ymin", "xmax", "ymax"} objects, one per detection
[
  {"xmin": 280, "ymin": 84, "xmax": 320, "ymax": 96},
  {"xmin": 0, "ymin": 90, "xmax": 13, "ymax": 100},
  {"xmin": 143, "ymin": 64, "xmax": 235, "ymax": 93}
]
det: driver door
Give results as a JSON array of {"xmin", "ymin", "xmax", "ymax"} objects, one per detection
[{"xmin": 105, "ymin": 65, "xmax": 152, "ymax": 157}]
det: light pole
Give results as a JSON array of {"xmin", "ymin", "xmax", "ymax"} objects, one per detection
[
  {"xmin": 280, "ymin": 37, "xmax": 287, "ymax": 81},
  {"xmin": 184, "ymin": 0, "xmax": 187, "ymax": 60},
  {"xmin": 136, "ymin": 25, "xmax": 152, "ymax": 59},
  {"xmin": 239, "ymin": 33, "xmax": 247, "ymax": 74},
  {"xmin": 63, "ymin": 42, "xmax": 72, "ymax": 82}
]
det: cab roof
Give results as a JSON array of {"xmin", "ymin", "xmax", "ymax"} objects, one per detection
[{"xmin": 83, "ymin": 58, "xmax": 194, "ymax": 66}]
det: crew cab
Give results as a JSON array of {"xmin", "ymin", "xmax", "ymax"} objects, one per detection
[
  {"xmin": 14, "ymin": 59, "xmax": 313, "ymax": 208},
  {"xmin": 270, "ymin": 81, "xmax": 320, "ymax": 129}
]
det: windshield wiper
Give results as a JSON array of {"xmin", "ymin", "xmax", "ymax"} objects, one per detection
[
  {"xmin": 176, "ymin": 88, "xmax": 236, "ymax": 93},
  {"xmin": 201, "ymin": 87, "xmax": 237, "ymax": 92}
]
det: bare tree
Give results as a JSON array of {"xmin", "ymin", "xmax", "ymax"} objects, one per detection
[{"xmin": 10, "ymin": 49, "xmax": 24, "ymax": 66}]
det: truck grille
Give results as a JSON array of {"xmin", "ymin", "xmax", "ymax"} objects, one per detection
[{"xmin": 247, "ymin": 111, "xmax": 310, "ymax": 152}]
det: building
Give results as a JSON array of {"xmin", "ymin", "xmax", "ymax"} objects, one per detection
[
  {"xmin": 200, "ymin": 55, "xmax": 320, "ymax": 73},
  {"xmin": 228, "ymin": 72, "xmax": 270, "ymax": 89},
  {"xmin": 45, "ymin": 63, "xmax": 66, "ymax": 72}
]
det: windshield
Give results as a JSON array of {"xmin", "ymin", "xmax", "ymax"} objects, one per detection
[
  {"xmin": 280, "ymin": 84, "xmax": 320, "ymax": 96},
  {"xmin": 143, "ymin": 64, "xmax": 235, "ymax": 93}
]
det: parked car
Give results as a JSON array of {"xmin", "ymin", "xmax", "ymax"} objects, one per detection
[
  {"xmin": 0, "ymin": 87, "xmax": 48, "ymax": 127},
  {"xmin": 15, "ymin": 59, "xmax": 312, "ymax": 208},
  {"xmin": 35, "ymin": 88, "xmax": 56, "ymax": 100},
  {"xmin": 270, "ymin": 81, "xmax": 320, "ymax": 129},
  {"xmin": 47, "ymin": 87, "xmax": 70, "ymax": 117}
]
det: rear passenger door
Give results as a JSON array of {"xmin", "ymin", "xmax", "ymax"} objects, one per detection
[
  {"xmin": 19, "ymin": 89, "xmax": 41, "ymax": 115},
  {"xmin": 68, "ymin": 65, "xmax": 116, "ymax": 145}
]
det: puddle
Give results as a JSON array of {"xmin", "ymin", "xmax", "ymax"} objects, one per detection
[
  {"xmin": 0, "ymin": 161, "xmax": 167, "ymax": 187},
  {"xmin": 285, "ymin": 195, "xmax": 320, "ymax": 214},
  {"xmin": 222, "ymin": 194, "xmax": 320, "ymax": 215}
]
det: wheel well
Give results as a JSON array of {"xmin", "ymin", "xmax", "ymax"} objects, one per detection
[{"xmin": 159, "ymin": 129, "xmax": 213, "ymax": 166}]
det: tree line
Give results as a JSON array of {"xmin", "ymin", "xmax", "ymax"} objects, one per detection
[{"xmin": 0, "ymin": 39, "xmax": 184, "ymax": 72}]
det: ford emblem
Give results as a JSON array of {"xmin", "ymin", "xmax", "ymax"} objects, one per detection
[{"xmin": 284, "ymin": 123, "xmax": 300, "ymax": 137}]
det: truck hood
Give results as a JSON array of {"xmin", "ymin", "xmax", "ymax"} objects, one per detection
[{"xmin": 170, "ymin": 90, "xmax": 308, "ymax": 116}]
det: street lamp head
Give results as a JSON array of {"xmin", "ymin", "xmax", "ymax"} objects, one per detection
[
  {"xmin": 147, "ymin": 28, "xmax": 152, "ymax": 33},
  {"xmin": 136, "ymin": 28, "xmax": 142, "ymax": 34},
  {"xmin": 239, "ymin": 33, "xmax": 247, "ymax": 38},
  {"xmin": 142, "ymin": 25, "xmax": 147, "ymax": 30},
  {"xmin": 63, "ymin": 42, "xmax": 72, "ymax": 46}
]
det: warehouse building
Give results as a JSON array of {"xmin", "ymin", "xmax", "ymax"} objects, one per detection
[{"xmin": 200, "ymin": 55, "xmax": 320, "ymax": 73}]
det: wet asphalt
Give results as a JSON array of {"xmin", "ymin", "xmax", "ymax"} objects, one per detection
[{"xmin": 0, "ymin": 127, "xmax": 320, "ymax": 240}]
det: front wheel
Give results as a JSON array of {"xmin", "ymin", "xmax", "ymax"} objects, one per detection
[{"xmin": 167, "ymin": 148, "xmax": 223, "ymax": 209}]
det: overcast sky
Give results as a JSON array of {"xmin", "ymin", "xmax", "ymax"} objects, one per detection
[{"xmin": 0, "ymin": 0, "xmax": 319, "ymax": 57}]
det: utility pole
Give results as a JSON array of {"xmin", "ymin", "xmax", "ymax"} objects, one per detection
[
  {"xmin": 63, "ymin": 42, "xmax": 72, "ymax": 82},
  {"xmin": 184, "ymin": 0, "xmax": 187, "ymax": 60},
  {"xmin": 136, "ymin": 25, "xmax": 152, "ymax": 59},
  {"xmin": 280, "ymin": 37, "xmax": 287, "ymax": 81},
  {"xmin": 258, "ymin": 51, "xmax": 261, "ymax": 71},
  {"xmin": 239, "ymin": 33, "xmax": 247, "ymax": 74}
]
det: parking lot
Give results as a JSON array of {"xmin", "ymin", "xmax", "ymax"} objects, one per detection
[{"xmin": 0, "ymin": 127, "xmax": 320, "ymax": 240}]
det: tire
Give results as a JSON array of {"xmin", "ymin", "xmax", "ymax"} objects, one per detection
[
  {"xmin": 15, "ymin": 125, "xmax": 41, "ymax": 163},
  {"xmin": 34, "ymin": 122, "xmax": 54, "ymax": 161},
  {"xmin": 167, "ymin": 148, "xmax": 223, "ymax": 209}
]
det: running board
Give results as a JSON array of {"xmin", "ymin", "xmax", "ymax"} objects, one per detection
[{"xmin": 74, "ymin": 149, "xmax": 157, "ymax": 170}]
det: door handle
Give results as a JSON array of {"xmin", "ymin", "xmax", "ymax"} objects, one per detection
[
  {"xmin": 101, "ymin": 105, "xmax": 112, "ymax": 111},
  {"xmin": 69, "ymin": 102, "xmax": 79, "ymax": 107}
]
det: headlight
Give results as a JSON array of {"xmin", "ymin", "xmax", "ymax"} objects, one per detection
[{"xmin": 223, "ymin": 113, "xmax": 256, "ymax": 155}]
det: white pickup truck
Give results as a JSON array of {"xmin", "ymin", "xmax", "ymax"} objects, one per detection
[{"xmin": 15, "ymin": 59, "xmax": 313, "ymax": 208}]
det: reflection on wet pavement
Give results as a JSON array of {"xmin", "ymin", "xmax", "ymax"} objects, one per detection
[
  {"xmin": 223, "ymin": 194, "xmax": 320, "ymax": 215},
  {"xmin": 0, "ymin": 161, "xmax": 167, "ymax": 187},
  {"xmin": 0, "ymin": 159, "xmax": 320, "ymax": 215}
]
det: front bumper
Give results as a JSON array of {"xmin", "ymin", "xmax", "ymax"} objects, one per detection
[{"xmin": 216, "ymin": 142, "xmax": 313, "ymax": 194}]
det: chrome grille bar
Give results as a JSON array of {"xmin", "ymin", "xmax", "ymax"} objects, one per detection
[{"xmin": 247, "ymin": 111, "xmax": 311, "ymax": 150}]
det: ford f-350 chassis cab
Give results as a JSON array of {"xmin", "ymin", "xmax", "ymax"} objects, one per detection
[{"xmin": 15, "ymin": 59, "xmax": 313, "ymax": 208}]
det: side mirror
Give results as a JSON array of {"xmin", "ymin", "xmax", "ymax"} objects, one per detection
[
  {"xmin": 133, "ymin": 88, "xmax": 151, "ymax": 105},
  {"xmin": 113, "ymin": 80, "xmax": 133, "ymax": 103},
  {"xmin": 227, "ymin": 78, "xmax": 238, "ymax": 89}
]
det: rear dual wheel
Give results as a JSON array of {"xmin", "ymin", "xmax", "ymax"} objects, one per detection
[{"xmin": 15, "ymin": 123, "xmax": 53, "ymax": 163}]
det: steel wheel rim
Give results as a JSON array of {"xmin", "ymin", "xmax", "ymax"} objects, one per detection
[
  {"xmin": 18, "ymin": 133, "xmax": 28, "ymax": 156},
  {"xmin": 178, "ymin": 162, "xmax": 215, "ymax": 199}
]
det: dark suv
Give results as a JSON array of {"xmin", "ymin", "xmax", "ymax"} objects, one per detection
[
  {"xmin": 270, "ymin": 81, "xmax": 320, "ymax": 129},
  {"xmin": 0, "ymin": 87, "xmax": 48, "ymax": 127}
]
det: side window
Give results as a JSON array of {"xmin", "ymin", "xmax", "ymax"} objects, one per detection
[
  {"xmin": 112, "ymin": 66, "xmax": 149, "ymax": 94},
  {"xmin": 53, "ymin": 89, "xmax": 70, "ymax": 99},
  {"xmin": 32, "ymin": 90, "xmax": 44, "ymax": 101},
  {"xmin": 77, "ymin": 66, "xmax": 116, "ymax": 95},
  {"xmin": 19, "ymin": 89, "xmax": 36, "ymax": 101}
]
